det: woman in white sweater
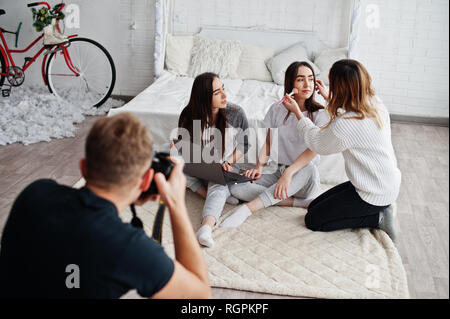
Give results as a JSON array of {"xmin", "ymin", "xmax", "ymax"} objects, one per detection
[{"xmin": 283, "ymin": 59, "xmax": 401, "ymax": 241}]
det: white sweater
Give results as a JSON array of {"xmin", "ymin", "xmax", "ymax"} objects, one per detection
[{"xmin": 296, "ymin": 100, "xmax": 401, "ymax": 206}]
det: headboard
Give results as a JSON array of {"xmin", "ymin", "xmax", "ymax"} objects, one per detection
[
  {"xmin": 198, "ymin": 25, "xmax": 327, "ymax": 60},
  {"xmin": 154, "ymin": 24, "xmax": 327, "ymax": 80}
]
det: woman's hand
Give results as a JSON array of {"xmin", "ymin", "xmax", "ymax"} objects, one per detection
[
  {"xmin": 282, "ymin": 93, "xmax": 300, "ymax": 113},
  {"xmin": 243, "ymin": 166, "xmax": 263, "ymax": 180},
  {"xmin": 283, "ymin": 95, "xmax": 303, "ymax": 120},
  {"xmin": 274, "ymin": 171, "xmax": 292, "ymax": 200},
  {"xmin": 222, "ymin": 161, "xmax": 234, "ymax": 172},
  {"xmin": 315, "ymin": 79, "xmax": 328, "ymax": 100}
]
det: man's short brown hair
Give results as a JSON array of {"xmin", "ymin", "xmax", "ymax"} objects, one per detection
[{"xmin": 85, "ymin": 113, "xmax": 153, "ymax": 189}]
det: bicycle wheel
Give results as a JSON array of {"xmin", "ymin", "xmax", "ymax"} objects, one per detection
[
  {"xmin": 46, "ymin": 37, "xmax": 116, "ymax": 108},
  {"xmin": 0, "ymin": 50, "xmax": 5, "ymax": 88}
]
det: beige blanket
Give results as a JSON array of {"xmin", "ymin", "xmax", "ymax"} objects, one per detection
[{"xmin": 74, "ymin": 179, "xmax": 409, "ymax": 298}]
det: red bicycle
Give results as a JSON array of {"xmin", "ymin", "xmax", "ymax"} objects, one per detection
[{"xmin": 0, "ymin": 1, "xmax": 116, "ymax": 108}]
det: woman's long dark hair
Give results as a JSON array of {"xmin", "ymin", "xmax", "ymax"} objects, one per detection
[
  {"xmin": 284, "ymin": 61, "xmax": 324, "ymax": 122},
  {"xmin": 178, "ymin": 72, "xmax": 227, "ymax": 156}
]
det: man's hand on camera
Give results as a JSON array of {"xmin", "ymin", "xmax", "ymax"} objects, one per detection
[{"xmin": 154, "ymin": 156, "xmax": 186, "ymax": 210}]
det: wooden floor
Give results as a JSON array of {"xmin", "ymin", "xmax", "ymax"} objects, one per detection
[{"xmin": 0, "ymin": 115, "xmax": 448, "ymax": 299}]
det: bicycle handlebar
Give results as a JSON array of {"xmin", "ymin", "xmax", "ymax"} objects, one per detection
[{"xmin": 27, "ymin": 2, "xmax": 51, "ymax": 10}]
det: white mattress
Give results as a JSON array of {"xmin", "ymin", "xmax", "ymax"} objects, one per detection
[{"xmin": 108, "ymin": 71, "xmax": 346, "ymax": 185}]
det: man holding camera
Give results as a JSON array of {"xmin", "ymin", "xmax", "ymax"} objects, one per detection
[{"xmin": 0, "ymin": 113, "xmax": 211, "ymax": 299}]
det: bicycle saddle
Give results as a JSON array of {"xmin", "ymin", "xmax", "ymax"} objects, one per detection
[{"xmin": 0, "ymin": 9, "xmax": 6, "ymax": 16}]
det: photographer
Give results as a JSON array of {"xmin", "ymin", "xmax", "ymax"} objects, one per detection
[{"xmin": 0, "ymin": 113, "xmax": 211, "ymax": 299}]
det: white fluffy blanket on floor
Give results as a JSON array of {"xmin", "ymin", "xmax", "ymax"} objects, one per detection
[
  {"xmin": 74, "ymin": 179, "xmax": 409, "ymax": 299},
  {"xmin": 0, "ymin": 86, "xmax": 123, "ymax": 145}
]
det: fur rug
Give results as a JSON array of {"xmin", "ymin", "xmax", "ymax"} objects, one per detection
[{"xmin": 0, "ymin": 85, "xmax": 123, "ymax": 145}]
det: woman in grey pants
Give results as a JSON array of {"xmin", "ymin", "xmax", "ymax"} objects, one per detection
[
  {"xmin": 221, "ymin": 61, "xmax": 329, "ymax": 228},
  {"xmin": 172, "ymin": 72, "xmax": 250, "ymax": 247}
]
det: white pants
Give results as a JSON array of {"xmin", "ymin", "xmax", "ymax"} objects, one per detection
[
  {"xmin": 230, "ymin": 162, "xmax": 320, "ymax": 207},
  {"xmin": 186, "ymin": 175, "xmax": 233, "ymax": 223}
]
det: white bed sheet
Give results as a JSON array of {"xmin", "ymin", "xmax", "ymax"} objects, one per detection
[{"xmin": 108, "ymin": 71, "xmax": 346, "ymax": 184}]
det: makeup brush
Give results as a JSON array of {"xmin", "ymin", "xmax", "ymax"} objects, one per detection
[{"xmin": 276, "ymin": 88, "xmax": 299, "ymax": 105}]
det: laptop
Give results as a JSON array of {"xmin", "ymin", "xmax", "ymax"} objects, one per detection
[{"xmin": 183, "ymin": 163, "xmax": 253, "ymax": 186}]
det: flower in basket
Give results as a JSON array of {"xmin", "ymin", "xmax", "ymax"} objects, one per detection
[{"xmin": 31, "ymin": 3, "xmax": 65, "ymax": 32}]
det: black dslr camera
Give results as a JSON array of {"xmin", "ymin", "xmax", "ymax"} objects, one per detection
[
  {"xmin": 131, "ymin": 152, "xmax": 174, "ymax": 240},
  {"xmin": 139, "ymin": 152, "xmax": 174, "ymax": 198}
]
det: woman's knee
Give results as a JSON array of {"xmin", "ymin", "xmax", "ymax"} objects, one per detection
[
  {"xmin": 304, "ymin": 207, "xmax": 321, "ymax": 231},
  {"xmin": 291, "ymin": 164, "xmax": 320, "ymax": 198},
  {"xmin": 186, "ymin": 175, "xmax": 203, "ymax": 193},
  {"xmin": 206, "ymin": 183, "xmax": 230, "ymax": 199},
  {"xmin": 230, "ymin": 183, "xmax": 264, "ymax": 202}
]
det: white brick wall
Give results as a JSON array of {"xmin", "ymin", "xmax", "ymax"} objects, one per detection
[
  {"xmin": 117, "ymin": 0, "xmax": 155, "ymax": 96},
  {"xmin": 171, "ymin": 0, "xmax": 352, "ymax": 49},
  {"xmin": 356, "ymin": 0, "xmax": 449, "ymax": 118}
]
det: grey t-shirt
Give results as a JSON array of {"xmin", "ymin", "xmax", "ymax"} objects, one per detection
[
  {"xmin": 264, "ymin": 103, "xmax": 329, "ymax": 166},
  {"xmin": 174, "ymin": 103, "xmax": 250, "ymax": 162}
]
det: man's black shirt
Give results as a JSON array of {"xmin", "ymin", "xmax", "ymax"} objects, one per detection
[{"xmin": 0, "ymin": 179, "xmax": 174, "ymax": 298}]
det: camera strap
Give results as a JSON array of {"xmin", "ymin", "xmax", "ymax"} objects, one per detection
[
  {"xmin": 152, "ymin": 200, "xmax": 166, "ymax": 244},
  {"xmin": 129, "ymin": 204, "xmax": 143, "ymax": 228},
  {"xmin": 129, "ymin": 201, "xmax": 166, "ymax": 244}
]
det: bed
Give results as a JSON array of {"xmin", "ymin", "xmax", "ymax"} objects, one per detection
[{"xmin": 108, "ymin": 25, "xmax": 348, "ymax": 184}]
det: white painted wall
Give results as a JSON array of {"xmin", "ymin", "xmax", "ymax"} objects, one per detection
[
  {"xmin": 1, "ymin": 0, "xmax": 448, "ymax": 118},
  {"xmin": 0, "ymin": 0, "xmax": 155, "ymax": 96}
]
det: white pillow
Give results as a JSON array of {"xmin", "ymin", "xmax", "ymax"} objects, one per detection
[
  {"xmin": 237, "ymin": 44, "xmax": 274, "ymax": 82},
  {"xmin": 266, "ymin": 42, "xmax": 321, "ymax": 85},
  {"xmin": 188, "ymin": 35, "xmax": 242, "ymax": 79},
  {"xmin": 165, "ymin": 34, "xmax": 194, "ymax": 76},
  {"xmin": 314, "ymin": 48, "xmax": 348, "ymax": 85}
]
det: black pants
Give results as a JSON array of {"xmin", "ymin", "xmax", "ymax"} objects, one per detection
[{"xmin": 305, "ymin": 181, "xmax": 389, "ymax": 232}]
